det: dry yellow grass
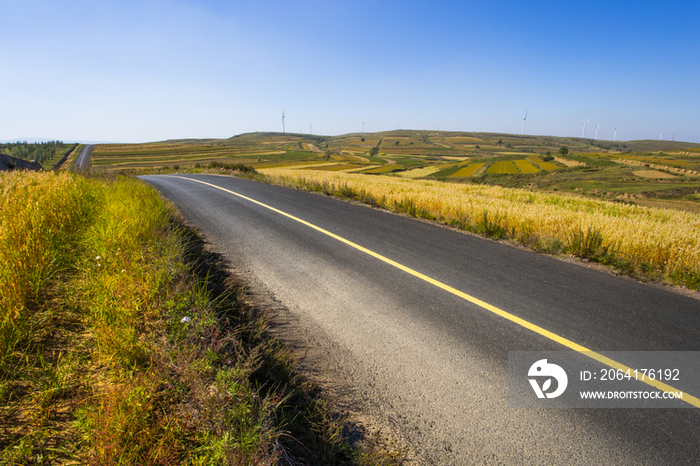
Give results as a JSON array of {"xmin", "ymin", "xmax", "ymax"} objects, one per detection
[
  {"xmin": 0, "ymin": 170, "xmax": 411, "ymax": 464},
  {"xmin": 259, "ymin": 168, "xmax": 700, "ymax": 282},
  {"xmin": 0, "ymin": 171, "xmax": 90, "ymax": 327}
]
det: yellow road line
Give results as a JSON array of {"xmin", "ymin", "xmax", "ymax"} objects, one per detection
[{"xmin": 167, "ymin": 175, "xmax": 700, "ymax": 408}]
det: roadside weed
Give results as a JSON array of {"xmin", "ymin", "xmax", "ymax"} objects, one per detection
[{"xmin": 1, "ymin": 170, "xmax": 406, "ymax": 465}]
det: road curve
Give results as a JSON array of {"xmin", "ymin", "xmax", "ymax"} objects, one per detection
[
  {"xmin": 73, "ymin": 144, "xmax": 92, "ymax": 171},
  {"xmin": 141, "ymin": 174, "xmax": 700, "ymax": 465}
]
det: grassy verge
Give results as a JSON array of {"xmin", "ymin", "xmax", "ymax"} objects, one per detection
[
  {"xmin": 253, "ymin": 168, "xmax": 700, "ymax": 290},
  {"xmin": 0, "ymin": 171, "xmax": 405, "ymax": 465}
]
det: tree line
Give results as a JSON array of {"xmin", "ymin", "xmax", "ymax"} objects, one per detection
[{"xmin": 0, "ymin": 141, "xmax": 64, "ymax": 166}]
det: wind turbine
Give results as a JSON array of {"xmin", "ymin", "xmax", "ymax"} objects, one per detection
[
  {"xmin": 594, "ymin": 123, "xmax": 600, "ymax": 140},
  {"xmin": 521, "ymin": 110, "xmax": 528, "ymax": 135},
  {"xmin": 581, "ymin": 118, "xmax": 592, "ymax": 138},
  {"xmin": 310, "ymin": 122, "xmax": 313, "ymax": 135},
  {"xmin": 282, "ymin": 111, "xmax": 286, "ymax": 133},
  {"xmin": 659, "ymin": 133, "xmax": 663, "ymax": 140},
  {"xmin": 362, "ymin": 121, "xmax": 365, "ymax": 133},
  {"xmin": 614, "ymin": 128, "xmax": 617, "ymax": 141}
]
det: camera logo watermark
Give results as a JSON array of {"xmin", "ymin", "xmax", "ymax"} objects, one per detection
[
  {"xmin": 510, "ymin": 351, "xmax": 699, "ymax": 408},
  {"xmin": 528, "ymin": 359, "xmax": 568, "ymax": 399}
]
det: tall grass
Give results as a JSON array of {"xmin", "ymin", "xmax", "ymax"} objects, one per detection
[
  {"xmin": 0, "ymin": 171, "xmax": 95, "ymax": 364},
  {"xmin": 0, "ymin": 170, "xmax": 406, "ymax": 465},
  {"xmin": 259, "ymin": 168, "xmax": 700, "ymax": 288}
]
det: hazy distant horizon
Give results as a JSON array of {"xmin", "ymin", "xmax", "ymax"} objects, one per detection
[{"xmin": 4, "ymin": 127, "xmax": 699, "ymax": 147}]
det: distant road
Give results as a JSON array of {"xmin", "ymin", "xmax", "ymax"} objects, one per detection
[
  {"xmin": 142, "ymin": 174, "xmax": 700, "ymax": 465},
  {"xmin": 73, "ymin": 144, "xmax": 92, "ymax": 170}
]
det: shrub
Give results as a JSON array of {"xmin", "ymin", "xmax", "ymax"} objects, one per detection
[{"xmin": 566, "ymin": 226, "xmax": 608, "ymax": 260}]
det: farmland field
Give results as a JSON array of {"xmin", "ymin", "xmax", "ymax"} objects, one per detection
[
  {"xmin": 361, "ymin": 165, "xmax": 403, "ymax": 174},
  {"xmin": 450, "ymin": 163, "xmax": 485, "ymax": 177},
  {"xmin": 528, "ymin": 155, "xmax": 559, "ymax": 170},
  {"xmin": 634, "ymin": 170, "xmax": 677, "ymax": 179},
  {"xmin": 89, "ymin": 130, "xmax": 700, "ymax": 214},
  {"xmin": 397, "ymin": 166, "xmax": 444, "ymax": 178},
  {"xmin": 487, "ymin": 161, "xmax": 519, "ymax": 174},
  {"xmin": 514, "ymin": 160, "xmax": 540, "ymax": 173},
  {"xmin": 302, "ymin": 163, "xmax": 367, "ymax": 171}
]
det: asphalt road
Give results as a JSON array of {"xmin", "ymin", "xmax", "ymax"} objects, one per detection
[
  {"xmin": 73, "ymin": 144, "xmax": 92, "ymax": 170},
  {"xmin": 141, "ymin": 173, "xmax": 700, "ymax": 465}
]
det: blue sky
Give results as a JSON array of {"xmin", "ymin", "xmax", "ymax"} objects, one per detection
[{"xmin": 2, "ymin": 0, "xmax": 698, "ymax": 143}]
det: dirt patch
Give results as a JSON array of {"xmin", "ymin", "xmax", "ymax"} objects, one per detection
[
  {"xmin": 633, "ymin": 170, "xmax": 677, "ymax": 179},
  {"xmin": 555, "ymin": 156, "xmax": 586, "ymax": 167}
]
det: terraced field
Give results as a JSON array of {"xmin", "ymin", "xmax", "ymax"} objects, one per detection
[
  {"xmin": 487, "ymin": 161, "xmax": 519, "ymax": 174},
  {"xmin": 91, "ymin": 130, "xmax": 700, "ymax": 213},
  {"xmin": 302, "ymin": 163, "xmax": 365, "ymax": 171},
  {"xmin": 450, "ymin": 163, "xmax": 484, "ymax": 177},
  {"xmin": 527, "ymin": 155, "xmax": 559, "ymax": 170},
  {"xmin": 361, "ymin": 165, "xmax": 403, "ymax": 174},
  {"xmin": 514, "ymin": 160, "xmax": 539, "ymax": 173},
  {"xmin": 397, "ymin": 166, "xmax": 444, "ymax": 178}
]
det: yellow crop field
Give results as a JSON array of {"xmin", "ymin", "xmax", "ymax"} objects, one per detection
[
  {"xmin": 487, "ymin": 161, "xmax": 519, "ymax": 174},
  {"xmin": 345, "ymin": 164, "xmax": 382, "ymax": 172},
  {"xmin": 528, "ymin": 155, "xmax": 558, "ymax": 170},
  {"xmin": 361, "ymin": 166, "xmax": 399, "ymax": 174},
  {"xmin": 446, "ymin": 137, "xmax": 483, "ymax": 142},
  {"xmin": 514, "ymin": 160, "xmax": 540, "ymax": 173},
  {"xmin": 302, "ymin": 163, "xmax": 364, "ymax": 171},
  {"xmin": 259, "ymin": 168, "xmax": 700, "ymax": 285},
  {"xmin": 450, "ymin": 163, "xmax": 484, "ymax": 177},
  {"xmin": 397, "ymin": 166, "xmax": 444, "ymax": 178}
]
